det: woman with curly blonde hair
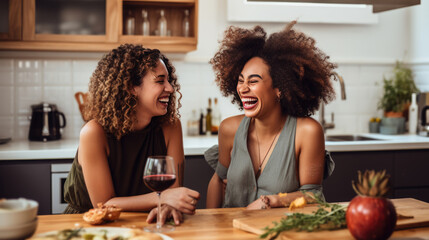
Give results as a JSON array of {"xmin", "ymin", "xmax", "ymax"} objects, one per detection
[
  {"xmin": 206, "ymin": 22, "xmax": 336, "ymax": 209},
  {"xmin": 64, "ymin": 44, "xmax": 199, "ymax": 225}
]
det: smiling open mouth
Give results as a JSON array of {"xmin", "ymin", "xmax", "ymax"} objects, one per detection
[
  {"xmin": 241, "ymin": 97, "xmax": 258, "ymax": 109},
  {"xmin": 159, "ymin": 97, "xmax": 169, "ymax": 105}
]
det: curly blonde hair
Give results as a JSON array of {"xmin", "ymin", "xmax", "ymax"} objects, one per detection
[
  {"xmin": 86, "ymin": 44, "xmax": 181, "ymax": 139},
  {"xmin": 210, "ymin": 21, "xmax": 336, "ymax": 117}
]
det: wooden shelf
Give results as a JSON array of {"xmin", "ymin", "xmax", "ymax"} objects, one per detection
[{"xmin": 0, "ymin": 40, "xmax": 196, "ymax": 53}]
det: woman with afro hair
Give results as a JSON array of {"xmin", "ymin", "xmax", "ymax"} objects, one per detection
[
  {"xmin": 206, "ymin": 22, "xmax": 336, "ymax": 209},
  {"xmin": 64, "ymin": 44, "xmax": 200, "ymax": 225}
]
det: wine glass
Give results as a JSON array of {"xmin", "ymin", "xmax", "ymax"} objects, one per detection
[{"xmin": 143, "ymin": 155, "xmax": 177, "ymax": 233}]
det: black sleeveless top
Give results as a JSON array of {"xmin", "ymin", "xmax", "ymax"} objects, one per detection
[{"xmin": 63, "ymin": 121, "xmax": 167, "ymax": 213}]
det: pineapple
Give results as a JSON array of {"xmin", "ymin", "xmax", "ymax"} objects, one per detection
[
  {"xmin": 351, "ymin": 170, "xmax": 389, "ymax": 197},
  {"xmin": 347, "ymin": 170, "xmax": 397, "ymax": 240}
]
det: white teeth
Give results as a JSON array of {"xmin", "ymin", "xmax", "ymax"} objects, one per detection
[
  {"xmin": 159, "ymin": 97, "xmax": 169, "ymax": 103},
  {"xmin": 241, "ymin": 97, "xmax": 258, "ymax": 103}
]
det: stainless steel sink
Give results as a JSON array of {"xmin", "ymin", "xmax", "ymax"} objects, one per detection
[{"xmin": 325, "ymin": 135, "xmax": 382, "ymax": 141}]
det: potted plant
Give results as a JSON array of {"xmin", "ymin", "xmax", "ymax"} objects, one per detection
[{"xmin": 378, "ymin": 61, "xmax": 419, "ymax": 117}]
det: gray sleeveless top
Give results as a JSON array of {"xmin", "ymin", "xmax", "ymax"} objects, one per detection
[{"xmin": 217, "ymin": 116, "xmax": 327, "ymax": 208}]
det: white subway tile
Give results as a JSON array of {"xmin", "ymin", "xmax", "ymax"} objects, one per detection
[
  {"xmin": 358, "ymin": 64, "xmax": 393, "ymax": 86},
  {"xmin": 43, "ymin": 86, "xmax": 74, "ymax": 116},
  {"xmin": 0, "ymin": 71, "xmax": 13, "ymax": 86},
  {"xmin": 0, "ymin": 59, "xmax": 14, "ymax": 86},
  {"xmin": 73, "ymin": 72, "xmax": 91, "ymax": 87},
  {"xmin": 44, "ymin": 71, "xmax": 72, "ymax": 86},
  {"xmin": 72, "ymin": 60, "xmax": 97, "ymax": 86},
  {"xmin": 16, "ymin": 116, "xmax": 30, "ymax": 140},
  {"xmin": 15, "ymin": 71, "xmax": 43, "ymax": 86},
  {"xmin": 0, "ymin": 87, "xmax": 14, "ymax": 116},
  {"xmin": 16, "ymin": 86, "xmax": 43, "ymax": 114},
  {"xmin": 0, "ymin": 59, "xmax": 13, "ymax": 71},
  {"xmin": 0, "ymin": 116, "xmax": 14, "ymax": 138},
  {"xmin": 43, "ymin": 60, "xmax": 71, "ymax": 72}
]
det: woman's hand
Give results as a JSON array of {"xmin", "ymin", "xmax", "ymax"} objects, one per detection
[
  {"xmin": 161, "ymin": 187, "xmax": 200, "ymax": 214},
  {"xmin": 246, "ymin": 197, "xmax": 267, "ymax": 210},
  {"xmin": 146, "ymin": 204, "xmax": 183, "ymax": 225},
  {"xmin": 246, "ymin": 195, "xmax": 281, "ymax": 210}
]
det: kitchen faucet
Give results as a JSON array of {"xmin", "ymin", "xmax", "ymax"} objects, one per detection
[{"xmin": 319, "ymin": 72, "xmax": 346, "ymax": 133}]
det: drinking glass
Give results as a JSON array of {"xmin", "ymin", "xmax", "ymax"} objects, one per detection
[{"xmin": 143, "ymin": 155, "xmax": 177, "ymax": 233}]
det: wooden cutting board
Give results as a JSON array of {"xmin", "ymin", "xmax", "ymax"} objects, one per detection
[{"xmin": 233, "ymin": 198, "xmax": 429, "ymax": 239}]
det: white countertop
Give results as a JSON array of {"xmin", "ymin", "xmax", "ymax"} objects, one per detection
[{"xmin": 0, "ymin": 133, "xmax": 428, "ymax": 160}]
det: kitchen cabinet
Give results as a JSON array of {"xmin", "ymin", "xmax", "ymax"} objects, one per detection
[
  {"xmin": 0, "ymin": 159, "xmax": 73, "ymax": 215},
  {"xmin": 323, "ymin": 149, "xmax": 429, "ymax": 203},
  {"xmin": 0, "ymin": 0, "xmax": 198, "ymax": 53},
  {"xmin": 0, "ymin": 0, "xmax": 22, "ymax": 40},
  {"xmin": 184, "ymin": 155, "xmax": 214, "ymax": 209},
  {"xmin": 0, "ymin": 155, "xmax": 213, "ymax": 214}
]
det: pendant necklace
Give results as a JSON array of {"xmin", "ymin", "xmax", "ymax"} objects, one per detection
[{"xmin": 255, "ymin": 124, "xmax": 282, "ymax": 178}]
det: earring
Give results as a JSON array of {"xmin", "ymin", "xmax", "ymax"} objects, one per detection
[{"xmin": 276, "ymin": 95, "xmax": 281, "ymax": 103}]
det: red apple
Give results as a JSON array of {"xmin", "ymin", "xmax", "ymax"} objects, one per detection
[{"xmin": 346, "ymin": 196, "xmax": 397, "ymax": 240}]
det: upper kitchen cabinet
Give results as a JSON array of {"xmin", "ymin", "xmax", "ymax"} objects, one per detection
[
  {"xmin": 120, "ymin": 0, "xmax": 198, "ymax": 52},
  {"xmin": 22, "ymin": 0, "xmax": 118, "ymax": 44},
  {"xmin": 0, "ymin": 0, "xmax": 22, "ymax": 40},
  {"xmin": 0, "ymin": 0, "xmax": 198, "ymax": 53}
]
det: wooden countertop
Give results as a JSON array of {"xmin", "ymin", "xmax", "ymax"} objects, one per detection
[{"xmin": 33, "ymin": 198, "xmax": 429, "ymax": 239}]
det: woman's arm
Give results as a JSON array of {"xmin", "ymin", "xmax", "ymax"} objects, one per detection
[
  {"xmin": 206, "ymin": 116, "xmax": 242, "ymax": 208},
  {"xmin": 159, "ymin": 119, "xmax": 200, "ymax": 210},
  {"xmin": 247, "ymin": 117, "xmax": 325, "ymax": 209},
  {"xmin": 79, "ymin": 120, "xmax": 199, "ymax": 215},
  {"xmin": 79, "ymin": 120, "xmax": 161, "ymax": 211}
]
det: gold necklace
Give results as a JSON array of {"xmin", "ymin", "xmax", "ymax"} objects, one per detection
[{"xmin": 255, "ymin": 125, "xmax": 282, "ymax": 177}]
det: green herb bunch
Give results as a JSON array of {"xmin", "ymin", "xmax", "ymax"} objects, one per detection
[{"xmin": 260, "ymin": 195, "xmax": 347, "ymax": 240}]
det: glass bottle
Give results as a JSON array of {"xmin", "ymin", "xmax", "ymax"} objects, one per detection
[
  {"xmin": 157, "ymin": 9, "xmax": 167, "ymax": 36},
  {"xmin": 141, "ymin": 9, "xmax": 150, "ymax": 36},
  {"xmin": 409, "ymin": 93, "xmax": 418, "ymax": 134},
  {"xmin": 125, "ymin": 10, "xmax": 135, "ymax": 35},
  {"xmin": 199, "ymin": 109, "xmax": 206, "ymax": 135},
  {"xmin": 206, "ymin": 98, "xmax": 212, "ymax": 136},
  {"xmin": 182, "ymin": 9, "xmax": 190, "ymax": 37},
  {"xmin": 211, "ymin": 98, "xmax": 221, "ymax": 135}
]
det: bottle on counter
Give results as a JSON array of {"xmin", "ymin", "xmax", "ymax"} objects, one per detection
[
  {"xmin": 141, "ymin": 9, "xmax": 150, "ymax": 36},
  {"xmin": 182, "ymin": 9, "xmax": 190, "ymax": 37},
  {"xmin": 199, "ymin": 109, "xmax": 206, "ymax": 135},
  {"xmin": 187, "ymin": 110, "xmax": 199, "ymax": 136},
  {"xmin": 206, "ymin": 98, "xmax": 212, "ymax": 136},
  {"xmin": 157, "ymin": 9, "xmax": 167, "ymax": 36},
  {"xmin": 211, "ymin": 98, "xmax": 221, "ymax": 135},
  {"xmin": 125, "ymin": 10, "xmax": 135, "ymax": 35},
  {"xmin": 409, "ymin": 93, "xmax": 418, "ymax": 134}
]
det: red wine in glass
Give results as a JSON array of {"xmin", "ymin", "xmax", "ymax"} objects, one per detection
[
  {"xmin": 143, "ymin": 174, "xmax": 176, "ymax": 192},
  {"xmin": 143, "ymin": 156, "xmax": 176, "ymax": 233}
]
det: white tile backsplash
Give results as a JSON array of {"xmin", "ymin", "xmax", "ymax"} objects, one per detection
[
  {"xmin": 0, "ymin": 59, "xmax": 14, "ymax": 86},
  {"xmin": 0, "ymin": 87, "xmax": 14, "ymax": 116},
  {"xmin": 43, "ymin": 86, "xmax": 74, "ymax": 115},
  {"xmin": 1, "ymin": 56, "xmax": 428, "ymax": 140},
  {"xmin": 16, "ymin": 115, "xmax": 30, "ymax": 139},
  {"xmin": 16, "ymin": 86, "xmax": 43, "ymax": 114},
  {"xmin": 0, "ymin": 116, "xmax": 14, "ymax": 138}
]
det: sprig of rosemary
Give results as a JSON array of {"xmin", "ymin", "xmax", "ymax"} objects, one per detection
[{"xmin": 259, "ymin": 193, "xmax": 347, "ymax": 239}]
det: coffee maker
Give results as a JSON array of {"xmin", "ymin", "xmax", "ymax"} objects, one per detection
[{"xmin": 417, "ymin": 92, "xmax": 429, "ymax": 136}]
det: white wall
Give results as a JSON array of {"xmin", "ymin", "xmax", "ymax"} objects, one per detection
[{"xmin": 0, "ymin": 0, "xmax": 428, "ymax": 140}]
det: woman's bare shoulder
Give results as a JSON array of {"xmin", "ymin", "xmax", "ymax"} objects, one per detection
[
  {"xmin": 296, "ymin": 117, "xmax": 323, "ymax": 136},
  {"xmin": 161, "ymin": 118, "xmax": 183, "ymax": 141},
  {"xmin": 80, "ymin": 119, "xmax": 105, "ymax": 139},
  {"xmin": 219, "ymin": 115, "xmax": 245, "ymax": 138}
]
